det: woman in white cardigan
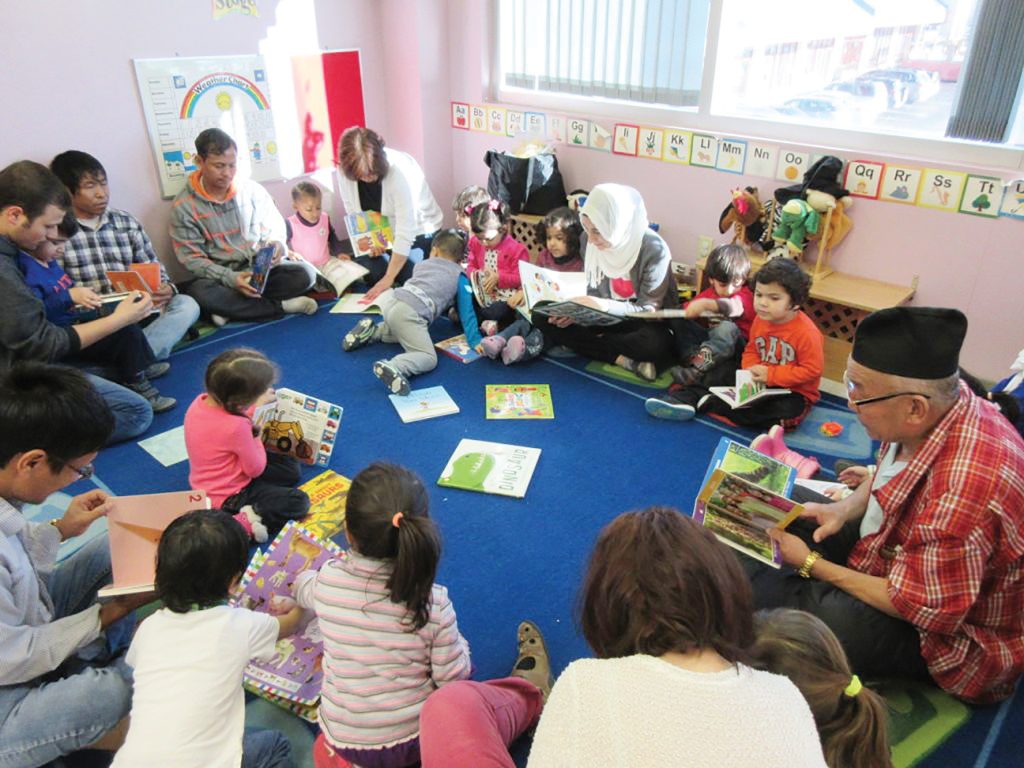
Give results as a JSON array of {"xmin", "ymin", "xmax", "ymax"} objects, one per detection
[{"xmin": 336, "ymin": 127, "xmax": 443, "ymax": 301}]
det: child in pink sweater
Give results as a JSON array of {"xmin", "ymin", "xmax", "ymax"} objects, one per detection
[
  {"xmin": 184, "ymin": 348, "xmax": 310, "ymax": 540},
  {"xmin": 466, "ymin": 199, "xmax": 529, "ymax": 335}
]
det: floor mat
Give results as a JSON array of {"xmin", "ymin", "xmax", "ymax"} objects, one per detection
[
  {"xmin": 780, "ymin": 401, "xmax": 874, "ymax": 463},
  {"xmin": 879, "ymin": 679, "xmax": 972, "ymax": 767}
]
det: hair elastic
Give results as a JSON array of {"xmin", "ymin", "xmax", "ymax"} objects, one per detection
[
  {"xmin": 392, "ymin": 512, "xmax": 404, "ymax": 528},
  {"xmin": 843, "ymin": 674, "xmax": 862, "ymax": 698},
  {"xmin": 464, "ymin": 204, "xmax": 475, "ymax": 215},
  {"xmin": 488, "ymin": 198, "xmax": 500, "ymax": 211}
]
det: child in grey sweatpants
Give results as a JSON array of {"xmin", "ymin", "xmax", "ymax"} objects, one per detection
[{"xmin": 342, "ymin": 229, "xmax": 474, "ymax": 396}]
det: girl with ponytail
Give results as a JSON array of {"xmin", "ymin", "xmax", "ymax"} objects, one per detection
[{"xmin": 293, "ymin": 461, "xmax": 471, "ymax": 768}]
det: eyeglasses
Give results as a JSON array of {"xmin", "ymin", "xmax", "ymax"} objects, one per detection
[
  {"xmin": 67, "ymin": 462, "xmax": 95, "ymax": 481},
  {"xmin": 843, "ymin": 372, "xmax": 930, "ymax": 409}
]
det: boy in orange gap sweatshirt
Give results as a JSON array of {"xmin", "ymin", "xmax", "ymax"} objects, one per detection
[{"xmin": 647, "ymin": 258, "xmax": 823, "ymax": 429}]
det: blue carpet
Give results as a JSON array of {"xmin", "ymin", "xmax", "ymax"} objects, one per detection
[{"xmin": 35, "ymin": 307, "xmax": 1021, "ymax": 767}]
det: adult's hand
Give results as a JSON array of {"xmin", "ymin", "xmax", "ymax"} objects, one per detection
[
  {"xmin": 99, "ymin": 591, "xmax": 157, "ymax": 628},
  {"xmin": 111, "ymin": 291, "xmax": 154, "ymax": 326},
  {"xmin": 508, "ymin": 289, "xmax": 525, "ymax": 308},
  {"xmin": 152, "ymin": 282, "xmax": 175, "ymax": 309},
  {"xmin": 59, "ymin": 490, "xmax": 112, "ymax": 539},
  {"xmin": 768, "ymin": 528, "xmax": 812, "ymax": 569},
  {"xmin": 69, "ymin": 287, "xmax": 103, "ymax": 309},
  {"xmin": 362, "ymin": 278, "xmax": 391, "ymax": 303},
  {"xmin": 368, "ymin": 244, "xmax": 387, "ymax": 258},
  {"xmin": 550, "ymin": 315, "xmax": 576, "ymax": 328},
  {"xmin": 234, "ymin": 272, "xmax": 262, "ymax": 298},
  {"xmin": 801, "ymin": 501, "xmax": 846, "ymax": 543}
]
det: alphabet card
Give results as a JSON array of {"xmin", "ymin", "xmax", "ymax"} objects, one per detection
[
  {"xmin": 613, "ymin": 124, "xmax": 639, "ymax": 156},
  {"xmin": 662, "ymin": 129, "xmax": 692, "ymax": 164},
  {"xmin": 487, "ymin": 106, "xmax": 506, "ymax": 136},
  {"xmin": 567, "ymin": 118, "xmax": 589, "ymax": 147},
  {"xmin": 745, "ymin": 144, "xmax": 778, "ymax": 178},
  {"xmin": 917, "ymin": 169, "xmax": 967, "ymax": 212},
  {"xmin": 505, "ymin": 110, "xmax": 525, "ymax": 137},
  {"xmin": 524, "ymin": 112, "xmax": 546, "ymax": 135},
  {"xmin": 844, "ymin": 160, "xmax": 885, "ymax": 199},
  {"xmin": 1000, "ymin": 179, "xmax": 1024, "ymax": 219},
  {"xmin": 878, "ymin": 165, "xmax": 922, "ymax": 205},
  {"xmin": 716, "ymin": 139, "xmax": 747, "ymax": 174},
  {"xmin": 547, "ymin": 115, "xmax": 567, "ymax": 144},
  {"xmin": 470, "ymin": 105, "xmax": 487, "ymax": 132},
  {"xmin": 589, "ymin": 121, "xmax": 613, "ymax": 151},
  {"xmin": 776, "ymin": 150, "xmax": 809, "ymax": 182},
  {"xmin": 691, "ymin": 134, "xmax": 718, "ymax": 168},
  {"xmin": 637, "ymin": 127, "xmax": 664, "ymax": 160},
  {"xmin": 451, "ymin": 102, "xmax": 469, "ymax": 130},
  {"xmin": 959, "ymin": 175, "xmax": 1002, "ymax": 218}
]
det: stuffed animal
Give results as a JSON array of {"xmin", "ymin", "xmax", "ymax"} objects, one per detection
[
  {"xmin": 718, "ymin": 186, "xmax": 766, "ymax": 248},
  {"xmin": 772, "ymin": 199, "xmax": 820, "ymax": 256}
]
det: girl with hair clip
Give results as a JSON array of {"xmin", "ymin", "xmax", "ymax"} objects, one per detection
[
  {"xmin": 466, "ymin": 199, "xmax": 530, "ymax": 338},
  {"xmin": 293, "ymin": 462, "xmax": 473, "ymax": 768},
  {"xmin": 184, "ymin": 348, "xmax": 310, "ymax": 542},
  {"xmin": 750, "ymin": 609, "xmax": 892, "ymax": 768},
  {"xmin": 452, "ymin": 184, "xmax": 490, "ymax": 234}
]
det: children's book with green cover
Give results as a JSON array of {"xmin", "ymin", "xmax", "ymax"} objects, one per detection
[
  {"xmin": 485, "ymin": 384, "xmax": 554, "ymax": 419},
  {"xmin": 698, "ymin": 437, "xmax": 796, "ymax": 497},
  {"xmin": 710, "ymin": 369, "xmax": 789, "ymax": 408},
  {"xmin": 437, "ymin": 439, "xmax": 541, "ymax": 498}
]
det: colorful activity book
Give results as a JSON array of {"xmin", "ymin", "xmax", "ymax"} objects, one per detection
[
  {"xmin": 98, "ymin": 490, "xmax": 209, "ymax": 597},
  {"xmin": 298, "ymin": 470, "xmax": 351, "ymax": 541},
  {"xmin": 106, "ymin": 263, "xmax": 161, "ymax": 293},
  {"xmin": 329, "ymin": 292, "xmax": 382, "ymax": 314},
  {"xmin": 389, "ymin": 386, "xmax": 460, "ymax": 423},
  {"xmin": 231, "ymin": 522, "xmax": 343, "ymax": 718},
  {"xmin": 253, "ymin": 388, "xmax": 343, "ymax": 467},
  {"xmin": 694, "ymin": 468, "xmax": 803, "ymax": 568},
  {"xmin": 517, "ymin": 261, "xmax": 587, "ymax": 321},
  {"xmin": 710, "ymin": 369, "xmax": 790, "ymax": 408},
  {"xmin": 697, "ymin": 437, "xmax": 796, "ymax": 498},
  {"xmin": 249, "ymin": 242, "xmax": 278, "ymax": 294},
  {"xmin": 437, "ymin": 439, "xmax": 541, "ymax": 498},
  {"xmin": 485, "ymin": 384, "xmax": 554, "ymax": 419},
  {"xmin": 343, "ymin": 211, "xmax": 393, "ymax": 258},
  {"xmin": 435, "ymin": 334, "xmax": 481, "ymax": 364}
]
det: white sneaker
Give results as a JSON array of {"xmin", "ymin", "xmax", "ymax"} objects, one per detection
[{"xmin": 281, "ymin": 297, "xmax": 318, "ymax": 315}]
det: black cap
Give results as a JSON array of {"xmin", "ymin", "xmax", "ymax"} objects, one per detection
[{"xmin": 852, "ymin": 307, "xmax": 967, "ymax": 379}]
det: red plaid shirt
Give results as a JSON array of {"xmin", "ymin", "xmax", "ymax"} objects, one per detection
[{"xmin": 848, "ymin": 383, "xmax": 1024, "ymax": 703}]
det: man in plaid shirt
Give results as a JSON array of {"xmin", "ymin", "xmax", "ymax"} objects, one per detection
[
  {"xmin": 49, "ymin": 151, "xmax": 199, "ymax": 360},
  {"xmin": 749, "ymin": 307, "xmax": 1024, "ymax": 704}
]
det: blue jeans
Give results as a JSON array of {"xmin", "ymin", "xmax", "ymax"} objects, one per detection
[
  {"xmin": 142, "ymin": 293, "xmax": 200, "ymax": 360},
  {"xmin": 0, "ymin": 536, "xmax": 133, "ymax": 768},
  {"xmin": 241, "ymin": 729, "xmax": 293, "ymax": 768},
  {"xmin": 84, "ymin": 373, "xmax": 152, "ymax": 445}
]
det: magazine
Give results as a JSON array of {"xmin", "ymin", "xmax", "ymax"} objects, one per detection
[
  {"xmin": 389, "ymin": 386, "xmax": 460, "ymax": 423},
  {"xmin": 709, "ymin": 369, "xmax": 790, "ymax": 409},
  {"xmin": 298, "ymin": 470, "xmax": 351, "ymax": 541},
  {"xmin": 437, "ymin": 439, "xmax": 541, "ymax": 498},
  {"xmin": 343, "ymin": 211, "xmax": 393, "ymax": 258},
  {"xmin": 98, "ymin": 490, "xmax": 209, "ymax": 597},
  {"xmin": 697, "ymin": 437, "xmax": 796, "ymax": 498},
  {"xmin": 253, "ymin": 388, "xmax": 343, "ymax": 467},
  {"xmin": 249, "ymin": 242, "xmax": 277, "ymax": 294},
  {"xmin": 231, "ymin": 522, "xmax": 343, "ymax": 715},
  {"xmin": 329, "ymin": 293, "xmax": 383, "ymax": 314},
  {"xmin": 694, "ymin": 469, "xmax": 803, "ymax": 568},
  {"xmin": 435, "ymin": 334, "xmax": 481, "ymax": 364},
  {"xmin": 485, "ymin": 384, "xmax": 554, "ymax": 419}
]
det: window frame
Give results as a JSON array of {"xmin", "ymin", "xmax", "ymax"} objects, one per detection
[{"xmin": 489, "ymin": 0, "xmax": 1024, "ymax": 172}]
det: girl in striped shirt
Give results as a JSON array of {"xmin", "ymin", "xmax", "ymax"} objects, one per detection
[{"xmin": 294, "ymin": 462, "xmax": 471, "ymax": 768}]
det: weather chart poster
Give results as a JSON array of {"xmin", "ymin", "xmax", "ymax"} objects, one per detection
[{"xmin": 134, "ymin": 55, "xmax": 281, "ymax": 197}]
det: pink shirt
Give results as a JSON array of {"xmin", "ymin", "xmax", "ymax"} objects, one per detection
[
  {"xmin": 184, "ymin": 394, "xmax": 267, "ymax": 505},
  {"xmin": 287, "ymin": 212, "xmax": 330, "ymax": 267}
]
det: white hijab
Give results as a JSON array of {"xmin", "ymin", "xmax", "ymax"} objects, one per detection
[{"xmin": 580, "ymin": 184, "xmax": 649, "ymax": 288}]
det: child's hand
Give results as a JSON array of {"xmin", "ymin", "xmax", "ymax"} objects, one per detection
[
  {"xmin": 508, "ymin": 289, "xmax": 525, "ymax": 308},
  {"xmin": 268, "ymin": 595, "xmax": 298, "ymax": 616},
  {"xmin": 474, "ymin": 344, "xmax": 484, "ymax": 354},
  {"xmin": 70, "ymin": 287, "xmax": 103, "ymax": 309},
  {"xmin": 747, "ymin": 365, "xmax": 769, "ymax": 383},
  {"xmin": 482, "ymin": 270, "xmax": 499, "ymax": 294},
  {"xmin": 838, "ymin": 465, "xmax": 872, "ymax": 488}
]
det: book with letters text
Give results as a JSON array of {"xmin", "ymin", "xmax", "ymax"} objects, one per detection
[{"xmin": 437, "ymin": 439, "xmax": 541, "ymax": 498}]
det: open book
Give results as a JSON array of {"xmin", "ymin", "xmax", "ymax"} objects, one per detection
[
  {"xmin": 106, "ymin": 263, "xmax": 161, "ymax": 293},
  {"xmin": 343, "ymin": 211, "xmax": 393, "ymax": 258},
  {"xmin": 517, "ymin": 262, "xmax": 588, "ymax": 321},
  {"xmin": 249, "ymin": 242, "xmax": 278, "ymax": 294},
  {"xmin": 253, "ymin": 388, "xmax": 343, "ymax": 467},
  {"xmin": 710, "ymin": 369, "xmax": 790, "ymax": 408},
  {"xmin": 314, "ymin": 258, "xmax": 368, "ymax": 297},
  {"xmin": 98, "ymin": 490, "xmax": 210, "ymax": 597},
  {"xmin": 329, "ymin": 292, "xmax": 383, "ymax": 314}
]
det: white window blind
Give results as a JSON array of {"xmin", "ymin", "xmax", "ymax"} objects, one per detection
[{"xmin": 499, "ymin": 0, "xmax": 711, "ymax": 107}]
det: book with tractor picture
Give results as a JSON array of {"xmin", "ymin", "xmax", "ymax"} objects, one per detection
[
  {"xmin": 298, "ymin": 470, "xmax": 351, "ymax": 541},
  {"xmin": 343, "ymin": 211, "xmax": 393, "ymax": 258},
  {"xmin": 437, "ymin": 439, "xmax": 541, "ymax": 498},
  {"xmin": 694, "ymin": 469, "xmax": 804, "ymax": 568},
  {"xmin": 230, "ymin": 522, "xmax": 343, "ymax": 716},
  {"xmin": 697, "ymin": 437, "xmax": 796, "ymax": 499},
  {"xmin": 485, "ymin": 384, "xmax": 554, "ymax": 419},
  {"xmin": 253, "ymin": 388, "xmax": 343, "ymax": 467},
  {"xmin": 709, "ymin": 369, "xmax": 790, "ymax": 409}
]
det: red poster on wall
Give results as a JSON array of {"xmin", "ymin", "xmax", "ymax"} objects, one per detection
[{"xmin": 292, "ymin": 49, "xmax": 365, "ymax": 173}]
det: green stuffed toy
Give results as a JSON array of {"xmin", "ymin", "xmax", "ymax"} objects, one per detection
[{"xmin": 772, "ymin": 199, "xmax": 820, "ymax": 256}]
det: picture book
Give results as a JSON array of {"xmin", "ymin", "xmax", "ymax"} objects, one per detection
[
  {"xmin": 697, "ymin": 437, "xmax": 796, "ymax": 498},
  {"xmin": 329, "ymin": 292, "xmax": 382, "ymax": 314},
  {"xmin": 694, "ymin": 469, "xmax": 804, "ymax": 568},
  {"xmin": 106, "ymin": 262, "xmax": 160, "ymax": 293},
  {"xmin": 231, "ymin": 522, "xmax": 343, "ymax": 714},
  {"xmin": 343, "ymin": 211, "xmax": 393, "ymax": 258},
  {"xmin": 709, "ymin": 369, "xmax": 790, "ymax": 408},
  {"xmin": 253, "ymin": 388, "xmax": 343, "ymax": 467},
  {"xmin": 249, "ymin": 242, "xmax": 277, "ymax": 294},
  {"xmin": 298, "ymin": 470, "xmax": 351, "ymax": 541},
  {"xmin": 529, "ymin": 300, "xmax": 622, "ymax": 326},
  {"xmin": 437, "ymin": 439, "xmax": 541, "ymax": 498},
  {"xmin": 485, "ymin": 384, "xmax": 554, "ymax": 419},
  {"xmin": 435, "ymin": 334, "xmax": 481, "ymax": 364},
  {"xmin": 315, "ymin": 258, "xmax": 368, "ymax": 297},
  {"xmin": 389, "ymin": 386, "xmax": 460, "ymax": 423},
  {"xmin": 517, "ymin": 261, "xmax": 587, "ymax": 320},
  {"xmin": 98, "ymin": 489, "xmax": 209, "ymax": 598},
  {"xmin": 469, "ymin": 269, "xmax": 494, "ymax": 307}
]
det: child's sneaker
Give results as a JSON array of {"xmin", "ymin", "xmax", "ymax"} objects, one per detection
[
  {"xmin": 480, "ymin": 319, "xmax": 499, "ymax": 337},
  {"xmin": 690, "ymin": 345, "xmax": 715, "ymax": 372},
  {"xmin": 502, "ymin": 335, "xmax": 527, "ymax": 365},
  {"xmin": 342, "ymin": 318, "xmax": 378, "ymax": 351},
  {"xmin": 373, "ymin": 360, "xmax": 410, "ymax": 396},
  {"xmin": 480, "ymin": 336, "xmax": 507, "ymax": 359},
  {"xmin": 669, "ymin": 364, "xmax": 701, "ymax": 387},
  {"xmin": 645, "ymin": 384, "xmax": 698, "ymax": 421},
  {"xmin": 524, "ymin": 328, "xmax": 545, "ymax": 358},
  {"xmin": 127, "ymin": 377, "xmax": 177, "ymax": 414},
  {"xmin": 233, "ymin": 505, "xmax": 268, "ymax": 543}
]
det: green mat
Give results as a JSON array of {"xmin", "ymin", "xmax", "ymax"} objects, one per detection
[
  {"xmin": 879, "ymin": 679, "xmax": 971, "ymax": 767},
  {"xmin": 584, "ymin": 360, "xmax": 673, "ymax": 389}
]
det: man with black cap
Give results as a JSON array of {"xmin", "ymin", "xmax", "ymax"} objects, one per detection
[{"xmin": 748, "ymin": 306, "xmax": 1024, "ymax": 705}]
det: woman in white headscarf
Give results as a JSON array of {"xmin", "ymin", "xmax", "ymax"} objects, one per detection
[{"xmin": 533, "ymin": 184, "xmax": 678, "ymax": 380}]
